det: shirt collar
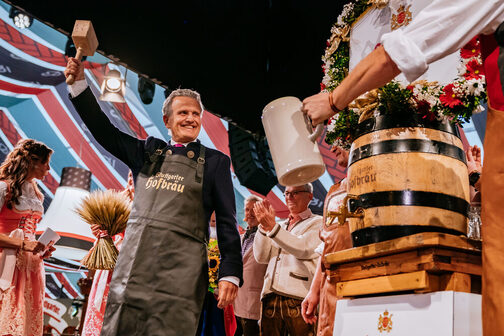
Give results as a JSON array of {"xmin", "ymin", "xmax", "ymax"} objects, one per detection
[
  {"xmin": 169, "ymin": 139, "xmax": 199, "ymax": 147},
  {"xmin": 288, "ymin": 208, "xmax": 312, "ymax": 225},
  {"xmin": 246, "ymin": 226, "xmax": 258, "ymax": 234}
]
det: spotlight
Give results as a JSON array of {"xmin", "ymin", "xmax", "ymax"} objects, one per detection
[
  {"xmin": 9, "ymin": 8, "xmax": 33, "ymax": 29},
  {"xmin": 138, "ymin": 76, "xmax": 155, "ymax": 104},
  {"xmin": 99, "ymin": 69, "xmax": 125, "ymax": 103}
]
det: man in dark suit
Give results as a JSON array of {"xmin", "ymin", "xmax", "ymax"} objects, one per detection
[{"xmin": 65, "ymin": 58, "xmax": 243, "ymax": 336}]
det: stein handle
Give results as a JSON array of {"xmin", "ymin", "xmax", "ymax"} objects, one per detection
[{"xmin": 303, "ymin": 113, "xmax": 325, "ymax": 142}]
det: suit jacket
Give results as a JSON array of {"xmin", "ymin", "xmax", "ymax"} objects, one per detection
[
  {"xmin": 254, "ymin": 211, "xmax": 322, "ymax": 300},
  {"xmin": 70, "ymin": 87, "xmax": 243, "ymax": 283},
  {"xmin": 233, "ymin": 240, "xmax": 267, "ymax": 320}
]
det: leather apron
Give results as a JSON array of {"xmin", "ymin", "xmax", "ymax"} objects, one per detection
[
  {"xmin": 317, "ymin": 181, "xmax": 352, "ymax": 336},
  {"xmin": 101, "ymin": 145, "xmax": 208, "ymax": 336},
  {"xmin": 481, "ymin": 31, "xmax": 504, "ymax": 336}
]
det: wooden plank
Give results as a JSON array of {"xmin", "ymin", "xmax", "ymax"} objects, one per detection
[
  {"xmin": 333, "ymin": 250, "xmax": 430, "ymax": 281},
  {"xmin": 336, "ymin": 270, "xmax": 436, "ymax": 297},
  {"xmin": 331, "ymin": 246, "xmax": 482, "ymax": 282},
  {"xmin": 440, "ymin": 272, "xmax": 471, "ymax": 293},
  {"xmin": 422, "ymin": 262, "xmax": 481, "ymax": 276},
  {"xmin": 325, "ymin": 232, "xmax": 481, "ymax": 265}
]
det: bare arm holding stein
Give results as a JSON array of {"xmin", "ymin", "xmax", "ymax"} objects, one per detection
[{"xmin": 302, "ymin": 2, "xmax": 504, "ymax": 334}]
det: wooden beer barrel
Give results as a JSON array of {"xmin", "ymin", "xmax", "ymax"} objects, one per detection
[{"xmin": 347, "ymin": 114, "xmax": 470, "ymax": 247}]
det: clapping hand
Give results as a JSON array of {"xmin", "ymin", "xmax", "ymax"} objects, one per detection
[{"xmin": 253, "ymin": 199, "xmax": 276, "ymax": 232}]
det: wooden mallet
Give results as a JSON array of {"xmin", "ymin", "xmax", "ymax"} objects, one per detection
[{"xmin": 66, "ymin": 20, "xmax": 98, "ymax": 85}]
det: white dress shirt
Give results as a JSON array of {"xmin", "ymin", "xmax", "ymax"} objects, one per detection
[{"xmin": 382, "ymin": 0, "xmax": 504, "ymax": 82}]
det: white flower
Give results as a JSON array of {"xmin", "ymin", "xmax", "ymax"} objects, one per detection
[
  {"xmin": 326, "ymin": 117, "xmax": 337, "ymax": 132},
  {"xmin": 336, "ymin": 15, "xmax": 346, "ymax": 26},
  {"xmin": 473, "ymin": 104, "xmax": 486, "ymax": 114},
  {"xmin": 321, "ymin": 73, "xmax": 332, "ymax": 87},
  {"xmin": 463, "ymin": 78, "xmax": 485, "ymax": 96},
  {"xmin": 457, "ymin": 61, "xmax": 468, "ymax": 76},
  {"xmin": 341, "ymin": 3, "xmax": 354, "ymax": 17}
]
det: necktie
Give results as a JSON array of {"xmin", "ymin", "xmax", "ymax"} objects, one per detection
[{"xmin": 173, "ymin": 144, "xmax": 184, "ymax": 147}]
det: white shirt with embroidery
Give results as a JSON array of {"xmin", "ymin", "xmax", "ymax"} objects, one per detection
[
  {"xmin": 0, "ymin": 181, "xmax": 43, "ymax": 212},
  {"xmin": 382, "ymin": 0, "xmax": 504, "ymax": 82}
]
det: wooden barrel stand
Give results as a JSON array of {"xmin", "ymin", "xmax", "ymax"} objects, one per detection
[{"xmin": 325, "ymin": 232, "xmax": 481, "ymax": 298}]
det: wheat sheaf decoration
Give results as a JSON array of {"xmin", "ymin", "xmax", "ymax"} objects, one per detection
[{"xmin": 76, "ymin": 190, "xmax": 132, "ymax": 270}]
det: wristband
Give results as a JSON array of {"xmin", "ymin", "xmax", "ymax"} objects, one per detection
[{"xmin": 328, "ymin": 91, "xmax": 339, "ymax": 113}]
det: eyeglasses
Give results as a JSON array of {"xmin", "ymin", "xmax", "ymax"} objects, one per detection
[{"xmin": 284, "ymin": 190, "xmax": 309, "ymax": 198}]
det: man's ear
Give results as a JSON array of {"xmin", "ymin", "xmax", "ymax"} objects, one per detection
[{"xmin": 163, "ymin": 114, "xmax": 170, "ymax": 128}]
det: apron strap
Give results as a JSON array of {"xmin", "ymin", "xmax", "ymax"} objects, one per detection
[
  {"xmin": 141, "ymin": 146, "xmax": 169, "ymax": 176},
  {"xmin": 196, "ymin": 145, "xmax": 206, "ymax": 183}
]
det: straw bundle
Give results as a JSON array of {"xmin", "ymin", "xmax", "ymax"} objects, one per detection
[{"xmin": 76, "ymin": 190, "xmax": 132, "ymax": 270}]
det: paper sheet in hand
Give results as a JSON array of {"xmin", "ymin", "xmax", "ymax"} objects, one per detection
[{"xmin": 38, "ymin": 228, "xmax": 60, "ymax": 254}]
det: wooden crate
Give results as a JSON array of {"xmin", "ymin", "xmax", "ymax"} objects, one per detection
[{"xmin": 324, "ymin": 232, "xmax": 481, "ymax": 297}]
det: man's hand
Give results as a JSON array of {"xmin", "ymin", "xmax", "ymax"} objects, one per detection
[
  {"xmin": 253, "ymin": 199, "xmax": 276, "ymax": 232},
  {"xmin": 301, "ymin": 290, "xmax": 320, "ymax": 325},
  {"xmin": 466, "ymin": 145, "xmax": 482, "ymax": 174},
  {"xmin": 302, "ymin": 91, "xmax": 336, "ymax": 126},
  {"xmin": 217, "ymin": 280, "xmax": 238, "ymax": 309},
  {"xmin": 467, "ymin": 145, "xmax": 482, "ymax": 170},
  {"xmin": 64, "ymin": 57, "xmax": 85, "ymax": 82}
]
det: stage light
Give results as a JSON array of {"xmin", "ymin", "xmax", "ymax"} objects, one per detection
[
  {"xmin": 99, "ymin": 69, "xmax": 126, "ymax": 103},
  {"xmin": 9, "ymin": 8, "xmax": 33, "ymax": 29}
]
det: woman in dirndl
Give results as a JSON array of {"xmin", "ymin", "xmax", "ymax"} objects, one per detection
[{"xmin": 0, "ymin": 139, "xmax": 54, "ymax": 336}]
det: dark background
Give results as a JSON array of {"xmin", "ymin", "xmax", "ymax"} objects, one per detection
[{"xmin": 7, "ymin": 0, "xmax": 345, "ymax": 135}]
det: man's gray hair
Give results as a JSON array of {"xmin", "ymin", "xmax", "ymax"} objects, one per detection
[
  {"xmin": 245, "ymin": 195, "xmax": 262, "ymax": 204},
  {"xmin": 301, "ymin": 183, "xmax": 313, "ymax": 193},
  {"xmin": 162, "ymin": 88, "xmax": 205, "ymax": 118}
]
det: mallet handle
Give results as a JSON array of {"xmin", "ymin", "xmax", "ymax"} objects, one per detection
[{"xmin": 66, "ymin": 47, "xmax": 84, "ymax": 85}]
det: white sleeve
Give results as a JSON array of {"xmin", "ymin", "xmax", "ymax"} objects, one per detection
[
  {"xmin": 0, "ymin": 181, "xmax": 7, "ymax": 210},
  {"xmin": 67, "ymin": 79, "xmax": 89, "ymax": 98},
  {"xmin": 219, "ymin": 276, "xmax": 239, "ymax": 287},
  {"xmin": 314, "ymin": 242, "xmax": 325, "ymax": 256},
  {"xmin": 382, "ymin": 0, "xmax": 504, "ymax": 82},
  {"xmin": 269, "ymin": 218, "xmax": 322, "ymax": 260},
  {"xmin": 253, "ymin": 226, "xmax": 273, "ymax": 264}
]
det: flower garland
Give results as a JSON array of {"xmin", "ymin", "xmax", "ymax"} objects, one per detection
[
  {"xmin": 207, "ymin": 238, "xmax": 220, "ymax": 293},
  {"xmin": 322, "ymin": 0, "xmax": 487, "ymax": 149}
]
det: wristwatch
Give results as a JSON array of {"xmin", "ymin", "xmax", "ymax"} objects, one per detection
[{"xmin": 469, "ymin": 171, "xmax": 481, "ymax": 187}]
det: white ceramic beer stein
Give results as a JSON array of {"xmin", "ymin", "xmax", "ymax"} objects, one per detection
[{"xmin": 262, "ymin": 96, "xmax": 326, "ymax": 186}]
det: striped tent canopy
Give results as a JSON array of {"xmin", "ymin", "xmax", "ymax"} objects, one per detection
[
  {"xmin": 44, "ymin": 257, "xmax": 87, "ymax": 300},
  {"xmin": 0, "ymin": 1, "xmax": 346, "ymax": 224}
]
